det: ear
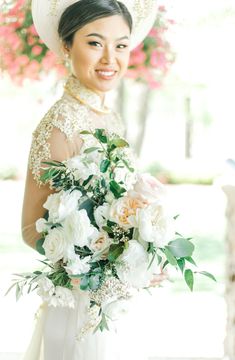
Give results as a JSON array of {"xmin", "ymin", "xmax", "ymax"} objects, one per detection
[{"xmin": 62, "ymin": 42, "xmax": 70, "ymax": 58}]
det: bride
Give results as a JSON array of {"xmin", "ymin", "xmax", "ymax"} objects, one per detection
[{"xmin": 21, "ymin": 0, "xmax": 157, "ymax": 359}]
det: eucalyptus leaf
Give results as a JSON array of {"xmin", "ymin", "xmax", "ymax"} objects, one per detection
[
  {"xmin": 184, "ymin": 269, "xmax": 194, "ymax": 291},
  {"xmin": 167, "ymin": 238, "xmax": 194, "ymax": 258},
  {"xmin": 80, "ymin": 276, "xmax": 89, "ymax": 290},
  {"xmin": 89, "ymin": 275, "xmax": 100, "ymax": 290},
  {"xmin": 164, "ymin": 247, "xmax": 177, "ymax": 266}
]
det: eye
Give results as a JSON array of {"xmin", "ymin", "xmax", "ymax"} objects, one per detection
[
  {"xmin": 88, "ymin": 41, "xmax": 102, "ymax": 47},
  {"xmin": 117, "ymin": 44, "xmax": 128, "ymax": 49}
]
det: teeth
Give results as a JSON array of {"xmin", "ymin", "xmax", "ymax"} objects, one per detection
[{"xmin": 97, "ymin": 71, "xmax": 115, "ymax": 77}]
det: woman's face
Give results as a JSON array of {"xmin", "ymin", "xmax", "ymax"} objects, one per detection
[{"xmin": 64, "ymin": 15, "xmax": 131, "ymax": 97}]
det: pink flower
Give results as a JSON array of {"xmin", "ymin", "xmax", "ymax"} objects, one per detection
[
  {"xmin": 129, "ymin": 50, "xmax": 146, "ymax": 66},
  {"xmin": 32, "ymin": 45, "xmax": 43, "ymax": 56},
  {"xmin": 28, "ymin": 25, "xmax": 38, "ymax": 36}
]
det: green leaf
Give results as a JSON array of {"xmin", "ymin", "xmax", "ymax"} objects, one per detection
[
  {"xmin": 80, "ymin": 276, "xmax": 89, "ymax": 290},
  {"xmin": 177, "ymin": 258, "xmax": 185, "ymax": 273},
  {"xmin": 109, "ymin": 180, "xmax": 126, "ymax": 198},
  {"xmin": 5, "ymin": 282, "xmax": 17, "ymax": 296},
  {"xmin": 84, "ymin": 147, "xmax": 100, "ymax": 154},
  {"xmin": 109, "ymin": 138, "xmax": 129, "ymax": 148},
  {"xmin": 100, "ymin": 159, "xmax": 111, "ymax": 173},
  {"xmin": 164, "ymin": 247, "xmax": 177, "ymax": 266},
  {"xmin": 122, "ymin": 158, "xmax": 135, "ymax": 172},
  {"xmin": 80, "ymin": 130, "xmax": 91, "ymax": 135},
  {"xmin": 94, "ymin": 129, "xmax": 107, "ymax": 143},
  {"xmin": 162, "ymin": 259, "xmax": 169, "ymax": 270},
  {"xmin": 36, "ymin": 238, "xmax": 45, "ymax": 255},
  {"xmin": 184, "ymin": 269, "xmax": 194, "ymax": 291},
  {"xmin": 196, "ymin": 271, "xmax": 216, "ymax": 282},
  {"xmin": 167, "ymin": 238, "xmax": 195, "ymax": 258},
  {"xmin": 16, "ymin": 283, "xmax": 22, "ymax": 301},
  {"xmin": 185, "ymin": 256, "xmax": 197, "ymax": 267},
  {"xmin": 102, "ymin": 226, "xmax": 113, "ymax": 234},
  {"xmin": 108, "ymin": 243, "xmax": 125, "ymax": 262}
]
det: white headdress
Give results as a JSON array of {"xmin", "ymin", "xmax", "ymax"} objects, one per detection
[{"xmin": 32, "ymin": 0, "xmax": 157, "ymax": 55}]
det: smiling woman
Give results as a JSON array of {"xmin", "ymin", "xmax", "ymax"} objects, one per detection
[
  {"xmin": 62, "ymin": 16, "xmax": 131, "ymax": 96},
  {"xmin": 21, "ymin": 0, "xmax": 157, "ymax": 359}
]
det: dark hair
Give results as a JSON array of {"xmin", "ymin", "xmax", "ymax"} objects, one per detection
[{"xmin": 58, "ymin": 0, "xmax": 133, "ymax": 48}]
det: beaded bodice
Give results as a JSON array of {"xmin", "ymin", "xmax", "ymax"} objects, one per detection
[{"xmin": 29, "ymin": 75, "xmax": 124, "ymax": 185}]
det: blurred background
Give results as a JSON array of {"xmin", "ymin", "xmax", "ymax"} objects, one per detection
[{"xmin": 1, "ymin": 0, "xmax": 235, "ymax": 359}]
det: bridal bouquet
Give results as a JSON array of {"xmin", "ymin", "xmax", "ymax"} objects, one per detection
[{"xmin": 8, "ymin": 129, "xmax": 215, "ymax": 334}]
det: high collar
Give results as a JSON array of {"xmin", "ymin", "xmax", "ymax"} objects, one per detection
[{"xmin": 64, "ymin": 75, "xmax": 111, "ymax": 115}]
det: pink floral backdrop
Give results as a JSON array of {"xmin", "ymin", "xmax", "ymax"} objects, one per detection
[{"xmin": 0, "ymin": 0, "xmax": 175, "ymax": 87}]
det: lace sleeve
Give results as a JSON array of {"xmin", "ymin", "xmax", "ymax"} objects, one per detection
[{"xmin": 22, "ymin": 99, "xmax": 86, "ymax": 248}]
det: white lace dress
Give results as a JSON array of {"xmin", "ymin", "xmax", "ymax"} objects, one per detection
[{"xmin": 21, "ymin": 75, "xmax": 148, "ymax": 360}]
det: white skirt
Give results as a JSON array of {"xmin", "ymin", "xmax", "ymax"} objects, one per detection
[{"xmin": 22, "ymin": 288, "xmax": 148, "ymax": 360}]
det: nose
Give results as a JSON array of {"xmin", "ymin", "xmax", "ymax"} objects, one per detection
[{"xmin": 100, "ymin": 45, "xmax": 116, "ymax": 65}]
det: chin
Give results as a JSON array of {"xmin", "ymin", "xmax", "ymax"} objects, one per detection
[{"xmin": 95, "ymin": 79, "xmax": 120, "ymax": 93}]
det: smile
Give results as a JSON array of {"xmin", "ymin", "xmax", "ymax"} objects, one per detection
[{"xmin": 96, "ymin": 70, "xmax": 117, "ymax": 79}]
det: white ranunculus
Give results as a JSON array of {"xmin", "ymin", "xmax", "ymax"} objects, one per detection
[
  {"xmin": 43, "ymin": 190, "xmax": 82, "ymax": 223},
  {"xmin": 65, "ymin": 255, "xmax": 91, "ymax": 275},
  {"xmin": 130, "ymin": 173, "xmax": 166, "ymax": 203},
  {"xmin": 43, "ymin": 227, "xmax": 69, "ymax": 263},
  {"xmin": 94, "ymin": 203, "xmax": 110, "ymax": 229},
  {"xmin": 137, "ymin": 202, "xmax": 174, "ymax": 247},
  {"xmin": 102, "ymin": 298, "xmax": 131, "ymax": 320},
  {"xmin": 37, "ymin": 277, "xmax": 55, "ymax": 301},
  {"xmin": 49, "ymin": 286, "xmax": 75, "ymax": 308},
  {"xmin": 36, "ymin": 218, "xmax": 49, "ymax": 233},
  {"xmin": 116, "ymin": 240, "xmax": 152, "ymax": 288},
  {"xmin": 63, "ymin": 209, "xmax": 98, "ymax": 247},
  {"xmin": 67, "ymin": 155, "xmax": 100, "ymax": 181}
]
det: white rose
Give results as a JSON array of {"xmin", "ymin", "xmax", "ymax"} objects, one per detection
[
  {"xmin": 116, "ymin": 240, "xmax": 152, "ymax": 288},
  {"xmin": 36, "ymin": 218, "xmax": 49, "ymax": 233},
  {"xmin": 43, "ymin": 190, "xmax": 82, "ymax": 223},
  {"xmin": 137, "ymin": 202, "xmax": 174, "ymax": 247},
  {"xmin": 63, "ymin": 209, "xmax": 98, "ymax": 247},
  {"xmin": 89, "ymin": 232, "xmax": 112, "ymax": 258},
  {"xmin": 37, "ymin": 277, "xmax": 55, "ymax": 301},
  {"xmin": 49, "ymin": 286, "xmax": 75, "ymax": 308},
  {"xmin": 130, "ymin": 173, "xmax": 166, "ymax": 203},
  {"xmin": 102, "ymin": 298, "xmax": 131, "ymax": 320},
  {"xmin": 94, "ymin": 203, "xmax": 110, "ymax": 229},
  {"xmin": 67, "ymin": 155, "xmax": 100, "ymax": 181},
  {"xmin": 65, "ymin": 255, "xmax": 91, "ymax": 275},
  {"xmin": 109, "ymin": 196, "xmax": 147, "ymax": 229},
  {"xmin": 43, "ymin": 227, "xmax": 70, "ymax": 263}
]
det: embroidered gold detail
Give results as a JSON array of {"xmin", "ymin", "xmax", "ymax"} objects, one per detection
[
  {"xmin": 133, "ymin": 0, "xmax": 155, "ymax": 30},
  {"xmin": 29, "ymin": 75, "xmax": 124, "ymax": 186}
]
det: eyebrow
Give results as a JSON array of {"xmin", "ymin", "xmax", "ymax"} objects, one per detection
[{"xmin": 85, "ymin": 33, "xmax": 129, "ymax": 41}]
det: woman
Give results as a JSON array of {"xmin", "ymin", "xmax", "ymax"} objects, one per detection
[{"xmin": 22, "ymin": 0, "xmax": 157, "ymax": 359}]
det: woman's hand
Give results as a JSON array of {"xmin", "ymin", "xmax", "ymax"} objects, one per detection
[{"xmin": 150, "ymin": 272, "xmax": 168, "ymax": 287}]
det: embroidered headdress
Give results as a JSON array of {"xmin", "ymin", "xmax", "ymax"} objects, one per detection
[{"xmin": 32, "ymin": 0, "xmax": 157, "ymax": 55}]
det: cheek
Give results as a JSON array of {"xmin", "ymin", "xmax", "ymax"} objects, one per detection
[{"xmin": 119, "ymin": 53, "xmax": 130, "ymax": 71}]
